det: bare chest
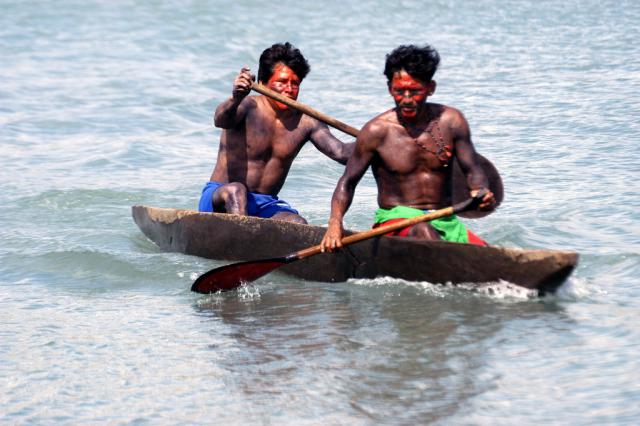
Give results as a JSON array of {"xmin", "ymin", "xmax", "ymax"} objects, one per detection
[
  {"xmin": 377, "ymin": 122, "xmax": 453, "ymax": 174},
  {"xmin": 244, "ymin": 116, "xmax": 309, "ymax": 160}
]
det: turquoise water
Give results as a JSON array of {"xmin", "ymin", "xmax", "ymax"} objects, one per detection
[{"xmin": 2, "ymin": 0, "xmax": 639, "ymax": 424}]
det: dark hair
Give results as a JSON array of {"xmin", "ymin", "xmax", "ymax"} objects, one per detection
[
  {"xmin": 383, "ymin": 44, "xmax": 440, "ymax": 82},
  {"xmin": 257, "ymin": 42, "xmax": 310, "ymax": 83}
]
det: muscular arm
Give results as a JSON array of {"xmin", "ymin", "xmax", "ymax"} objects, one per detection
[
  {"xmin": 308, "ymin": 121, "xmax": 355, "ymax": 164},
  {"xmin": 320, "ymin": 122, "xmax": 381, "ymax": 252},
  {"xmin": 214, "ymin": 67, "xmax": 255, "ymax": 129},
  {"xmin": 449, "ymin": 109, "xmax": 495, "ymax": 208}
]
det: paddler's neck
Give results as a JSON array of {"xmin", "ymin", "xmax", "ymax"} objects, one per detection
[
  {"xmin": 397, "ymin": 103, "xmax": 431, "ymax": 128},
  {"xmin": 264, "ymin": 97, "xmax": 297, "ymax": 119}
]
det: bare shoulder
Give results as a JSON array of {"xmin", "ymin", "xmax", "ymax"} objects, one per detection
[
  {"xmin": 360, "ymin": 109, "xmax": 396, "ymax": 141},
  {"xmin": 438, "ymin": 104, "xmax": 469, "ymax": 130},
  {"xmin": 249, "ymin": 95, "xmax": 270, "ymax": 111}
]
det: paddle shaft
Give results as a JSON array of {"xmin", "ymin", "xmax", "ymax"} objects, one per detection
[
  {"xmin": 290, "ymin": 194, "xmax": 481, "ymax": 261},
  {"xmin": 292, "ymin": 207, "xmax": 453, "ymax": 260},
  {"xmin": 252, "ymin": 82, "xmax": 360, "ymax": 137}
]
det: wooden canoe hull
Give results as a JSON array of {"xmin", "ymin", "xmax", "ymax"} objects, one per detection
[{"xmin": 132, "ymin": 206, "xmax": 578, "ymax": 294}]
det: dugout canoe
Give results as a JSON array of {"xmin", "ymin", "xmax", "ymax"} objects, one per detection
[{"xmin": 132, "ymin": 205, "xmax": 578, "ymax": 294}]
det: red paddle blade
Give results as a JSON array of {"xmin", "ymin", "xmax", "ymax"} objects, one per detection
[{"xmin": 191, "ymin": 258, "xmax": 287, "ymax": 293}]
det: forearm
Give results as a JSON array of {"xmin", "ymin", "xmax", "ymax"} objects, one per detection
[
  {"xmin": 215, "ymin": 67, "xmax": 253, "ymax": 128},
  {"xmin": 328, "ymin": 142, "xmax": 354, "ymax": 165},
  {"xmin": 453, "ymin": 139, "xmax": 489, "ymax": 192},
  {"xmin": 337, "ymin": 142, "xmax": 356, "ymax": 164},
  {"xmin": 321, "ymin": 124, "xmax": 378, "ymax": 251},
  {"xmin": 466, "ymin": 165, "xmax": 489, "ymax": 192},
  {"xmin": 309, "ymin": 123, "xmax": 356, "ymax": 164},
  {"xmin": 320, "ymin": 177, "xmax": 354, "ymax": 251},
  {"xmin": 328, "ymin": 176, "xmax": 356, "ymax": 223}
]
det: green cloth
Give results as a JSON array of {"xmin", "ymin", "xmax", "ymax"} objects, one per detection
[{"xmin": 374, "ymin": 205, "xmax": 469, "ymax": 243}]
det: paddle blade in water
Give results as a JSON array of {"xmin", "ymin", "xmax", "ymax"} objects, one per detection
[{"xmin": 191, "ymin": 258, "xmax": 287, "ymax": 293}]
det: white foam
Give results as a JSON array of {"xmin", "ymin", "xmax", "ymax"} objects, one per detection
[
  {"xmin": 457, "ymin": 280, "xmax": 538, "ymax": 300},
  {"xmin": 349, "ymin": 276, "xmax": 539, "ymax": 300},
  {"xmin": 554, "ymin": 275, "xmax": 605, "ymax": 301},
  {"xmin": 236, "ymin": 283, "xmax": 262, "ymax": 300},
  {"xmin": 195, "ymin": 292, "xmax": 225, "ymax": 307}
]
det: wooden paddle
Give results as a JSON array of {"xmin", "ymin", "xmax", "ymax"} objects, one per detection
[
  {"xmin": 252, "ymin": 82, "xmax": 360, "ymax": 137},
  {"xmin": 191, "ymin": 191, "xmax": 487, "ymax": 293},
  {"xmin": 251, "ymin": 82, "xmax": 503, "ymax": 216}
]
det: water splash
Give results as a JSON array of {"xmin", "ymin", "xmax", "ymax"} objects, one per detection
[
  {"xmin": 554, "ymin": 275, "xmax": 605, "ymax": 301},
  {"xmin": 236, "ymin": 283, "xmax": 262, "ymax": 301},
  {"xmin": 348, "ymin": 276, "xmax": 544, "ymax": 301}
]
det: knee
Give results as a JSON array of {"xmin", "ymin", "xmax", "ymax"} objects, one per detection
[
  {"xmin": 213, "ymin": 183, "xmax": 249, "ymax": 213},
  {"xmin": 290, "ymin": 215, "xmax": 308, "ymax": 225},
  {"xmin": 220, "ymin": 182, "xmax": 247, "ymax": 202},
  {"xmin": 409, "ymin": 223, "xmax": 441, "ymax": 240}
]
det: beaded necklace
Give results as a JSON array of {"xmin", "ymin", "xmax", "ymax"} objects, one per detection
[{"xmin": 400, "ymin": 110, "xmax": 452, "ymax": 166}]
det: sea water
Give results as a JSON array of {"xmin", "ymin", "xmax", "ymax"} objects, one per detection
[{"xmin": 1, "ymin": 0, "xmax": 639, "ymax": 424}]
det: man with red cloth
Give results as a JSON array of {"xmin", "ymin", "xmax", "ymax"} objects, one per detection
[{"xmin": 321, "ymin": 44, "xmax": 495, "ymax": 252}]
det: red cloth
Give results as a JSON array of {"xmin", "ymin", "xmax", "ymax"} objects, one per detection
[
  {"xmin": 372, "ymin": 219, "xmax": 412, "ymax": 237},
  {"xmin": 466, "ymin": 230, "xmax": 488, "ymax": 246},
  {"xmin": 372, "ymin": 219, "xmax": 488, "ymax": 246}
]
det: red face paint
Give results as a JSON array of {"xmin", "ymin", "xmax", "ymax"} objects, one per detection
[
  {"xmin": 389, "ymin": 70, "xmax": 431, "ymax": 119},
  {"xmin": 266, "ymin": 63, "xmax": 301, "ymax": 110}
]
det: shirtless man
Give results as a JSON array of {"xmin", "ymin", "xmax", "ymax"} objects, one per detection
[
  {"xmin": 198, "ymin": 42, "xmax": 353, "ymax": 224},
  {"xmin": 321, "ymin": 44, "xmax": 496, "ymax": 251}
]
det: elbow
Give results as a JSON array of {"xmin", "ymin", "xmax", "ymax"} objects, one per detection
[
  {"xmin": 331, "ymin": 151, "xmax": 348, "ymax": 165},
  {"xmin": 213, "ymin": 113, "xmax": 225, "ymax": 128},
  {"xmin": 213, "ymin": 115, "xmax": 232, "ymax": 129},
  {"xmin": 213, "ymin": 113, "xmax": 222, "ymax": 128},
  {"xmin": 338, "ymin": 175, "xmax": 357, "ymax": 194},
  {"xmin": 339, "ymin": 143, "xmax": 356, "ymax": 164}
]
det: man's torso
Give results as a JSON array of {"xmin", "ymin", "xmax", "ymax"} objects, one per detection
[
  {"xmin": 211, "ymin": 96, "xmax": 314, "ymax": 195},
  {"xmin": 372, "ymin": 104, "xmax": 455, "ymax": 210}
]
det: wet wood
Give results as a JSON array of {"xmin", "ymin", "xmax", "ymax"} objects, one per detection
[{"xmin": 132, "ymin": 205, "xmax": 578, "ymax": 294}]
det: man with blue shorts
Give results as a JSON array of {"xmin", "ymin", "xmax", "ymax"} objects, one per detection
[{"xmin": 199, "ymin": 42, "xmax": 353, "ymax": 223}]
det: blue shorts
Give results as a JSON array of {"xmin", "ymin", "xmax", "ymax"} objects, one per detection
[{"xmin": 198, "ymin": 181, "xmax": 299, "ymax": 219}]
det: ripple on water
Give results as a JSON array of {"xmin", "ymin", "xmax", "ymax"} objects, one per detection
[{"xmin": 2, "ymin": 0, "xmax": 640, "ymax": 423}]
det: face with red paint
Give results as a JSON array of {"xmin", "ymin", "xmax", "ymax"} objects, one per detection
[
  {"xmin": 388, "ymin": 69, "xmax": 435, "ymax": 120},
  {"xmin": 265, "ymin": 63, "xmax": 301, "ymax": 110}
]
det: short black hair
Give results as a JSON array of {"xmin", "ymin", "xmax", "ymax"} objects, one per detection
[
  {"xmin": 383, "ymin": 44, "xmax": 440, "ymax": 83},
  {"xmin": 257, "ymin": 42, "xmax": 310, "ymax": 83}
]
